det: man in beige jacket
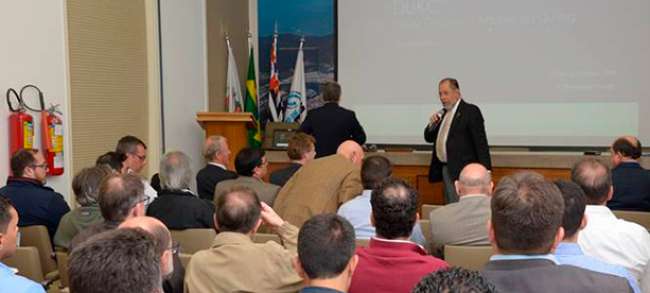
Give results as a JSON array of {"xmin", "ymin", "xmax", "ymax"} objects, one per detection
[
  {"xmin": 185, "ymin": 186, "xmax": 303, "ymax": 293},
  {"xmin": 273, "ymin": 140, "xmax": 364, "ymax": 228}
]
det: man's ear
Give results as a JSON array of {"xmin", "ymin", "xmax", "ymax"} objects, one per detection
[
  {"xmin": 213, "ymin": 214, "xmax": 220, "ymax": 231},
  {"xmin": 370, "ymin": 213, "xmax": 375, "ymax": 227},
  {"xmin": 348, "ymin": 254, "xmax": 359, "ymax": 276},
  {"xmin": 579, "ymin": 214, "xmax": 588, "ymax": 231},
  {"xmin": 454, "ymin": 180, "xmax": 461, "ymax": 195},
  {"xmin": 550, "ymin": 227, "xmax": 565, "ymax": 253},
  {"xmin": 607, "ymin": 186, "xmax": 614, "ymax": 202},
  {"xmin": 292, "ymin": 256, "xmax": 307, "ymax": 279},
  {"xmin": 252, "ymin": 218, "xmax": 263, "ymax": 234}
]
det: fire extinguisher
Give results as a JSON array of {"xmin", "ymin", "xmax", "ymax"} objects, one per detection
[{"xmin": 7, "ymin": 88, "xmax": 34, "ymax": 160}]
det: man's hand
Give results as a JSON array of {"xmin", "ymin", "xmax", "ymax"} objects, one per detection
[
  {"xmin": 428, "ymin": 109, "xmax": 443, "ymax": 127},
  {"xmin": 260, "ymin": 202, "xmax": 286, "ymax": 229}
]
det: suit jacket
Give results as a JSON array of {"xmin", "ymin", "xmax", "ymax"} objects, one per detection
[
  {"xmin": 429, "ymin": 194, "xmax": 491, "ymax": 256},
  {"xmin": 424, "ymin": 100, "xmax": 491, "ymax": 182},
  {"xmin": 270, "ymin": 163, "xmax": 302, "ymax": 187},
  {"xmin": 184, "ymin": 223, "xmax": 303, "ymax": 293},
  {"xmin": 608, "ymin": 162, "xmax": 650, "ymax": 211},
  {"xmin": 482, "ymin": 258, "xmax": 632, "ymax": 293},
  {"xmin": 299, "ymin": 103, "xmax": 366, "ymax": 158},
  {"xmin": 195, "ymin": 164, "xmax": 238, "ymax": 201},
  {"xmin": 273, "ymin": 154, "xmax": 363, "ymax": 227},
  {"xmin": 146, "ymin": 189, "xmax": 215, "ymax": 230},
  {"xmin": 214, "ymin": 176, "xmax": 280, "ymax": 206}
]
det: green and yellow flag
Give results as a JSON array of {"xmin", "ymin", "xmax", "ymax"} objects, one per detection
[{"xmin": 245, "ymin": 47, "xmax": 262, "ymax": 148}]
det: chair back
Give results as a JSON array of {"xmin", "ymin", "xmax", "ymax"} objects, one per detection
[
  {"xmin": 55, "ymin": 251, "xmax": 70, "ymax": 288},
  {"xmin": 4, "ymin": 246, "xmax": 45, "ymax": 282},
  {"xmin": 444, "ymin": 245, "xmax": 494, "ymax": 270},
  {"xmin": 612, "ymin": 210, "xmax": 650, "ymax": 231},
  {"xmin": 421, "ymin": 204, "xmax": 443, "ymax": 218},
  {"xmin": 170, "ymin": 229, "xmax": 216, "ymax": 254},
  {"xmin": 20, "ymin": 225, "xmax": 58, "ymax": 275},
  {"xmin": 355, "ymin": 238, "xmax": 370, "ymax": 247},
  {"xmin": 178, "ymin": 253, "xmax": 192, "ymax": 269},
  {"xmin": 252, "ymin": 233, "xmax": 282, "ymax": 245},
  {"xmin": 419, "ymin": 220, "xmax": 435, "ymax": 254}
]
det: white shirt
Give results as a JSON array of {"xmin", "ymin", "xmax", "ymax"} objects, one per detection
[
  {"xmin": 208, "ymin": 162, "xmax": 228, "ymax": 170},
  {"xmin": 435, "ymin": 99, "xmax": 461, "ymax": 162},
  {"xmin": 142, "ymin": 179, "xmax": 158, "ymax": 207},
  {"xmin": 578, "ymin": 205, "xmax": 650, "ymax": 281}
]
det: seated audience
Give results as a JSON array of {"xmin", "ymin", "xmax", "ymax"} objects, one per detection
[
  {"xmin": 429, "ymin": 163, "xmax": 492, "ymax": 256},
  {"xmin": 553, "ymin": 180, "xmax": 640, "ymax": 292},
  {"xmin": 69, "ymin": 228, "xmax": 162, "ymax": 293},
  {"xmin": 270, "ymin": 132, "xmax": 316, "ymax": 187},
  {"xmin": 607, "ymin": 136, "xmax": 650, "ymax": 211},
  {"xmin": 119, "ymin": 216, "xmax": 184, "ymax": 293},
  {"xmin": 294, "ymin": 214, "xmax": 358, "ymax": 293},
  {"xmin": 0, "ymin": 149, "xmax": 69, "ymax": 239},
  {"xmin": 196, "ymin": 135, "xmax": 237, "ymax": 201},
  {"xmin": 214, "ymin": 148, "xmax": 279, "ymax": 205},
  {"xmin": 185, "ymin": 186, "xmax": 302, "ymax": 292},
  {"xmin": 0, "ymin": 197, "xmax": 46, "ymax": 293},
  {"xmin": 348, "ymin": 178, "xmax": 448, "ymax": 293},
  {"xmin": 274, "ymin": 140, "xmax": 364, "ymax": 227},
  {"xmin": 299, "ymin": 81, "xmax": 366, "ymax": 158},
  {"xmin": 115, "ymin": 135, "xmax": 157, "ymax": 205},
  {"xmin": 337, "ymin": 156, "xmax": 425, "ymax": 245},
  {"xmin": 482, "ymin": 171, "xmax": 632, "ymax": 292},
  {"xmin": 54, "ymin": 165, "xmax": 112, "ymax": 248},
  {"xmin": 69, "ymin": 173, "xmax": 147, "ymax": 250},
  {"xmin": 95, "ymin": 151, "xmax": 127, "ymax": 173},
  {"xmin": 412, "ymin": 267, "xmax": 497, "ymax": 293},
  {"xmin": 573, "ymin": 158, "xmax": 650, "ymax": 281},
  {"xmin": 147, "ymin": 151, "xmax": 214, "ymax": 229}
]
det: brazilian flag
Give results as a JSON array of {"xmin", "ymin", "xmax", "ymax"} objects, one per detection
[{"xmin": 245, "ymin": 47, "xmax": 262, "ymax": 148}]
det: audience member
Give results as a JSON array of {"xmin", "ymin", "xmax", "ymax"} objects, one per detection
[
  {"xmin": 95, "ymin": 151, "xmax": 128, "ymax": 174},
  {"xmin": 274, "ymin": 140, "xmax": 364, "ymax": 227},
  {"xmin": 553, "ymin": 180, "xmax": 640, "ymax": 292},
  {"xmin": 270, "ymin": 132, "xmax": 316, "ymax": 187},
  {"xmin": 0, "ymin": 149, "xmax": 69, "ymax": 239},
  {"xmin": 482, "ymin": 171, "xmax": 632, "ymax": 292},
  {"xmin": 115, "ymin": 135, "xmax": 157, "ymax": 205},
  {"xmin": 429, "ymin": 163, "xmax": 492, "ymax": 256},
  {"xmin": 294, "ymin": 214, "xmax": 358, "ymax": 293},
  {"xmin": 348, "ymin": 178, "xmax": 448, "ymax": 293},
  {"xmin": 69, "ymin": 173, "xmax": 147, "ymax": 250},
  {"xmin": 147, "ymin": 151, "xmax": 214, "ymax": 229},
  {"xmin": 299, "ymin": 81, "xmax": 366, "ymax": 157},
  {"xmin": 412, "ymin": 267, "xmax": 497, "ymax": 293},
  {"xmin": 184, "ymin": 186, "xmax": 302, "ymax": 292},
  {"xmin": 119, "ymin": 216, "xmax": 184, "ymax": 293},
  {"xmin": 196, "ymin": 135, "xmax": 237, "ymax": 201},
  {"xmin": 214, "ymin": 148, "xmax": 279, "ymax": 205},
  {"xmin": 0, "ymin": 197, "xmax": 46, "ymax": 293},
  {"xmin": 69, "ymin": 228, "xmax": 162, "ymax": 293},
  {"xmin": 608, "ymin": 136, "xmax": 650, "ymax": 211},
  {"xmin": 54, "ymin": 165, "xmax": 112, "ymax": 248},
  {"xmin": 572, "ymin": 158, "xmax": 650, "ymax": 281}
]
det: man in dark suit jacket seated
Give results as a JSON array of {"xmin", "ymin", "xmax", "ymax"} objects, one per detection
[
  {"xmin": 196, "ymin": 135, "xmax": 237, "ymax": 201},
  {"xmin": 299, "ymin": 81, "xmax": 366, "ymax": 158},
  {"xmin": 270, "ymin": 132, "xmax": 316, "ymax": 187},
  {"xmin": 607, "ymin": 136, "xmax": 650, "ymax": 211},
  {"xmin": 482, "ymin": 171, "xmax": 633, "ymax": 293}
]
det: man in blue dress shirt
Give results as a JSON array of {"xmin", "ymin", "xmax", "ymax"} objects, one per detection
[{"xmin": 553, "ymin": 180, "xmax": 640, "ymax": 292}]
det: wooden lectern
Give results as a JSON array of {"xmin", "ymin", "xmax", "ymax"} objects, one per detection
[{"xmin": 196, "ymin": 112, "xmax": 254, "ymax": 169}]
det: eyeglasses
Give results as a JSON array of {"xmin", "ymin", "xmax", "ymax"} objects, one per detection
[
  {"xmin": 138, "ymin": 195, "xmax": 151, "ymax": 205},
  {"xmin": 131, "ymin": 153, "xmax": 147, "ymax": 161},
  {"xmin": 169, "ymin": 241, "xmax": 180, "ymax": 256},
  {"xmin": 30, "ymin": 163, "xmax": 48, "ymax": 170}
]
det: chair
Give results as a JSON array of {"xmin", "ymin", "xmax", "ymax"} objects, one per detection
[
  {"xmin": 613, "ymin": 210, "xmax": 650, "ymax": 231},
  {"xmin": 421, "ymin": 204, "xmax": 443, "ymax": 218},
  {"xmin": 252, "ymin": 233, "xmax": 282, "ymax": 245},
  {"xmin": 178, "ymin": 253, "xmax": 192, "ymax": 269},
  {"xmin": 444, "ymin": 245, "xmax": 493, "ymax": 270},
  {"xmin": 355, "ymin": 238, "xmax": 370, "ymax": 247},
  {"xmin": 170, "ymin": 229, "xmax": 216, "ymax": 254},
  {"xmin": 55, "ymin": 251, "xmax": 70, "ymax": 288},
  {"xmin": 419, "ymin": 220, "xmax": 435, "ymax": 254},
  {"xmin": 20, "ymin": 225, "xmax": 58, "ymax": 277},
  {"xmin": 4, "ymin": 246, "xmax": 44, "ymax": 282}
]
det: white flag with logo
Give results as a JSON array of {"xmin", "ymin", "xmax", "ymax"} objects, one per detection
[
  {"xmin": 284, "ymin": 40, "xmax": 307, "ymax": 123},
  {"xmin": 225, "ymin": 39, "xmax": 244, "ymax": 112}
]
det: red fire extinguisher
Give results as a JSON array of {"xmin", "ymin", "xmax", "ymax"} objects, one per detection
[
  {"xmin": 7, "ymin": 88, "xmax": 34, "ymax": 160},
  {"xmin": 41, "ymin": 106, "xmax": 64, "ymax": 176}
]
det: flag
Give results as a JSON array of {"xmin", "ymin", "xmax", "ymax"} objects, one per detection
[
  {"xmin": 267, "ymin": 33, "xmax": 283, "ymax": 122},
  {"xmin": 225, "ymin": 38, "xmax": 244, "ymax": 112},
  {"xmin": 284, "ymin": 39, "xmax": 307, "ymax": 123},
  {"xmin": 245, "ymin": 46, "xmax": 262, "ymax": 148}
]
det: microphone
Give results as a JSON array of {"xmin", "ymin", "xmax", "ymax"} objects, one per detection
[{"xmin": 428, "ymin": 108, "xmax": 446, "ymax": 128}]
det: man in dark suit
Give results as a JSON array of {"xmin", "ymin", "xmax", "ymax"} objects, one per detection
[
  {"xmin": 196, "ymin": 135, "xmax": 237, "ymax": 201},
  {"xmin": 424, "ymin": 78, "xmax": 491, "ymax": 203},
  {"xmin": 270, "ymin": 132, "xmax": 316, "ymax": 187},
  {"xmin": 608, "ymin": 136, "xmax": 650, "ymax": 211},
  {"xmin": 482, "ymin": 171, "xmax": 632, "ymax": 293},
  {"xmin": 300, "ymin": 81, "xmax": 366, "ymax": 158}
]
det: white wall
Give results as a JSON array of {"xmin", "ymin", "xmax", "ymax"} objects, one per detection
[
  {"xmin": 159, "ymin": 0, "xmax": 208, "ymax": 188},
  {"xmin": 0, "ymin": 0, "xmax": 73, "ymax": 200}
]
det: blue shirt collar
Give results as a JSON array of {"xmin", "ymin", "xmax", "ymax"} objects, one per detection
[
  {"xmin": 490, "ymin": 253, "xmax": 558, "ymax": 264},
  {"xmin": 555, "ymin": 242, "xmax": 584, "ymax": 256},
  {"xmin": 0, "ymin": 261, "xmax": 18, "ymax": 275}
]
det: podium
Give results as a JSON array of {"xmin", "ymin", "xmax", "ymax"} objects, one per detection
[{"xmin": 196, "ymin": 112, "xmax": 254, "ymax": 169}]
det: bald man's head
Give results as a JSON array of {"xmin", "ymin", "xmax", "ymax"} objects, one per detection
[
  {"xmin": 336, "ymin": 140, "xmax": 364, "ymax": 166},
  {"xmin": 611, "ymin": 136, "xmax": 642, "ymax": 166},
  {"xmin": 455, "ymin": 163, "xmax": 492, "ymax": 196},
  {"xmin": 119, "ymin": 216, "xmax": 174, "ymax": 278}
]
